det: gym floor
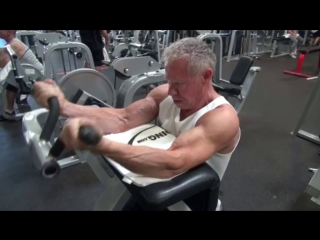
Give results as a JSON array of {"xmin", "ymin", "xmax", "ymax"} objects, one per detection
[{"xmin": 1, "ymin": 52, "xmax": 320, "ymax": 211}]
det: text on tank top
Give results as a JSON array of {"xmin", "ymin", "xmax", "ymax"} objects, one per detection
[
  {"xmin": 157, "ymin": 95, "xmax": 241, "ymax": 180},
  {"xmin": 12, "ymin": 38, "xmax": 44, "ymax": 74}
]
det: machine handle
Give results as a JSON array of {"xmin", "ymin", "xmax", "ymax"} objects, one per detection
[
  {"xmin": 41, "ymin": 124, "xmax": 102, "ymax": 179},
  {"xmin": 5, "ymin": 45, "xmax": 18, "ymax": 59},
  {"xmin": 41, "ymin": 160, "xmax": 61, "ymax": 179},
  {"xmin": 39, "ymin": 97, "xmax": 60, "ymax": 141},
  {"xmin": 48, "ymin": 138, "xmax": 65, "ymax": 158},
  {"xmin": 78, "ymin": 126, "xmax": 102, "ymax": 145},
  {"xmin": 41, "ymin": 138, "xmax": 65, "ymax": 178},
  {"xmin": 48, "ymin": 126, "xmax": 102, "ymax": 157}
]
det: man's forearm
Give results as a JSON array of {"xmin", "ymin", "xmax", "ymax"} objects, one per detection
[
  {"xmin": 95, "ymin": 138, "xmax": 182, "ymax": 179},
  {"xmin": 61, "ymin": 95, "xmax": 158, "ymax": 134},
  {"xmin": 62, "ymin": 101, "xmax": 127, "ymax": 134}
]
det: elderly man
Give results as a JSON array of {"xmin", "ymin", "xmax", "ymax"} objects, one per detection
[
  {"xmin": 34, "ymin": 38, "xmax": 240, "ymax": 196},
  {"xmin": 0, "ymin": 30, "xmax": 44, "ymax": 121}
]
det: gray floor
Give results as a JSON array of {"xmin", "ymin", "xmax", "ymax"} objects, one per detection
[{"xmin": 1, "ymin": 51, "xmax": 320, "ymax": 211}]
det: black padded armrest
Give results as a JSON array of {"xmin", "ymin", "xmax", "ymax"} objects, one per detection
[{"xmin": 124, "ymin": 163, "xmax": 220, "ymax": 211}]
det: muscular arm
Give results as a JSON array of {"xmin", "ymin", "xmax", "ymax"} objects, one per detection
[
  {"xmin": 10, "ymin": 40, "xmax": 27, "ymax": 58},
  {"xmin": 100, "ymin": 30, "xmax": 109, "ymax": 45},
  {"xmin": 95, "ymin": 105, "xmax": 240, "ymax": 179},
  {"xmin": 62, "ymin": 84, "xmax": 168, "ymax": 134},
  {"xmin": 0, "ymin": 48, "xmax": 10, "ymax": 68}
]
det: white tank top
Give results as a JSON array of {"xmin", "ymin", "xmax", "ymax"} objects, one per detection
[{"xmin": 158, "ymin": 95, "xmax": 241, "ymax": 180}]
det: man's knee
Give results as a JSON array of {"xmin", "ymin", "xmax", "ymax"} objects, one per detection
[{"xmin": 290, "ymin": 37, "xmax": 298, "ymax": 43}]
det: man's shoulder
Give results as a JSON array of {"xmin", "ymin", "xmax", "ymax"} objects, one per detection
[
  {"xmin": 147, "ymin": 84, "xmax": 169, "ymax": 105},
  {"xmin": 200, "ymin": 104, "xmax": 238, "ymax": 123},
  {"xmin": 198, "ymin": 104, "xmax": 239, "ymax": 135},
  {"xmin": 9, "ymin": 38, "xmax": 24, "ymax": 50}
]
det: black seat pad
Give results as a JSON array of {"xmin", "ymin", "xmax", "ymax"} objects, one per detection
[
  {"xmin": 272, "ymin": 37, "xmax": 290, "ymax": 43},
  {"xmin": 229, "ymin": 56, "xmax": 253, "ymax": 85},
  {"xmin": 214, "ymin": 86, "xmax": 241, "ymax": 96},
  {"xmin": 124, "ymin": 163, "xmax": 220, "ymax": 211}
]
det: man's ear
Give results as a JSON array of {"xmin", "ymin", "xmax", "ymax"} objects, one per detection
[{"xmin": 202, "ymin": 68, "xmax": 213, "ymax": 83}]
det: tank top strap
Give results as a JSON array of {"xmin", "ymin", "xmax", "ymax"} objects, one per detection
[{"xmin": 192, "ymin": 96, "xmax": 232, "ymax": 124}]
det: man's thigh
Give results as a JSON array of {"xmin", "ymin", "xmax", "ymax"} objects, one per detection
[
  {"xmin": 297, "ymin": 35, "xmax": 303, "ymax": 42},
  {"xmin": 289, "ymin": 34, "xmax": 298, "ymax": 43}
]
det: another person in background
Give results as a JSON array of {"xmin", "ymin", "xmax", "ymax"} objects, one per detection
[
  {"xmin": 79, "ymin": 30, "xmax": 110, "ymax": 71},
  {"xmin": 0, "ymin": 30, "xmax": 44, "ymax": 121},
  {"xmin": 288, "ymin": 30, "xmax": 303, "ymax": 58},
  {"xmin": 310, "ymin": 30, "xmax": 320, "ymax": 46}
]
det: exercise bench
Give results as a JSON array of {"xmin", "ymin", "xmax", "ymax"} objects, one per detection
[
  {"xmin": 283, "ymin": 45, "xmax": 320, "ymax": 80},
  {"xmin": 269, "ymin": 36, "xmax": 291, "ymax": 58}
]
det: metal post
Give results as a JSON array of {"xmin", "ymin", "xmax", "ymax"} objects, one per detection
[{"xmin": 292, "ymin": 74, "xmax": 320, "ymax": 145}]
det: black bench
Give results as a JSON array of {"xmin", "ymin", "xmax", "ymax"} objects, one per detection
[
  {"xmin": 271, "ymin": 36, "xmax": 291, "ymax": 43},
  {"xmin": 99, "ymin": 154, "xmax": 220, "ymax": 211},
  {"xmin": 213, "ymin": 56, "xmax": 253, "ymax": 96}
]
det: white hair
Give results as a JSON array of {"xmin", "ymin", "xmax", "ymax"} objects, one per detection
[{"xmin": 162, "ymin": 37, "xmax": 216, "ymax": 77}]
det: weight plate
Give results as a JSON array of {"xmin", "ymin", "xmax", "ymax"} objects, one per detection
[{"xmin": 58, "ymin": 68, "xmax": 116, "ymax": 107}]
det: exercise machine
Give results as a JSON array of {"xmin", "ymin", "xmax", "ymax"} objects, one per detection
[
  {"xmin": 25, "ymin": 67, "xmax": 116, "ymax": 171},
  {"xmin": 106, "ymin": 30, "xmax": 137, "ymax": 59},
  {"xmin": 127, "ymin": 30, "xmax": 162, "ymax": 62},
  {"xmin": 106, "ymin": 30, "xmax": 164, "ymax": 64},
  {"xmin": 213, "ymin": 56, "xmax": 258, "ymax": 114},
  {"xmin": 17, "ymin": 31, "xmax": 68, "ymax": 64},
  {"xmin": 269, "ymin": 30, "xmax": 292, "ymax": 58},
  {"xmin": 253, "ymin": 30, "xmax": 273, "ymax": 55},
  {"xmin": 197, "ymin": 33, "xmax": 261, "ymax": 113},
  {"xmin": 283, "ymin": 45, "xmax": 320, "ymax": 80},
  {"xmin": 22, "ymin": 68, "xmax": 221, "ymax": 211},
  {"xmin": 22, "ymin": 33, "xmax": 261, "ymax": 210},
  {"xmin": 291, "ymin": 74, "xmax": 320, "ymax": 144},
  {"xmin": 0, "ymin": 45, "xmax": 45, "ymax": 121},
  {"xmin": 103, "ymin": 55, "xmax": 161, "ymax": 93},
  {"xmin": 226, "ymin": 30, "xmax": 247, "ymax": 62},
  {"xmin": 42, "ymin": 41, "xmax": 95, "ymax": 81},
  {"xmin": 25, "ymin": 54, "xmax": 161, "ymax": 171},
  {"xmin": 291, "ymin": 72, "xmax": 320, "ymax": 205},
  {"xmin": 227, "ymin": 30, "xmax": 272, "ymax": 62}
]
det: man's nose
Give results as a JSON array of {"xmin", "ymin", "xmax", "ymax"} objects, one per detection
[{"xmin": 168, "ymin": 84, "xmax": 177, "ymax": 96}]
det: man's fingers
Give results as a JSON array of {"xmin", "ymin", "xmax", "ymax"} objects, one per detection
[{"xmin": 44, "ymin": 79, "xmax": 56, "ymax": 85}]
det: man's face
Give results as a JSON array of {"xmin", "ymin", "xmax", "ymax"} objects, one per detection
[{"xmin": 165, "ymin": 58, "xmax": 212, "ymax": 110}]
